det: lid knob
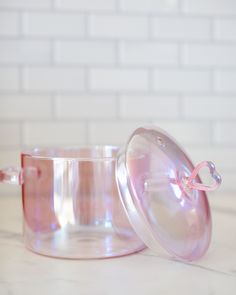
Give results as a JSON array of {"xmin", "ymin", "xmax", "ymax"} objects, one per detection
[{"xmin": 184, "ymin": 161, "xmax": 222, "ymax": 192}]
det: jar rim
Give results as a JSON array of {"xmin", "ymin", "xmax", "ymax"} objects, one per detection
[{"xmin": 21, "ymin": 145, "xmax": 119, "ymax": 161}]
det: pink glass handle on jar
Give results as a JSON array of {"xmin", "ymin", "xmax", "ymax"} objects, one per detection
[
  {"xmin": 144, "ymin": 161, "xmax": 222, "ymax": 194},
  {"xmin": 0, "ymin": 166, "xmax": 23, "ymax": 185},
  {"xmin": 186, "ymin": 161, "xmax": 222, "ymax": 192},
  {"xmin": 0, "ymin": 166, "xmax": 40, "ymax": 185}
]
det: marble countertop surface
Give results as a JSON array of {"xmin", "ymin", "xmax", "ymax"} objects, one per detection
[{"xmin": 0, "ymin": 194, "xmax": 235, "ymax": 295}]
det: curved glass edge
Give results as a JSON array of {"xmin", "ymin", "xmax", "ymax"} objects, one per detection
[{"xmin": 116, "ymin": 125, "xmax": 213, "ymax": 262}]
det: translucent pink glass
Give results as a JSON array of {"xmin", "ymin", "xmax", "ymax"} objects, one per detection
[
  {"xmin": 0, "ymin": 126, "xmax": 221, "ymax": 261},
  {"xmin": 116, "ymin": 126, "xmax": 221, "ymax": 261},
  {"xmin": 0, "ymin": 146, "xmax": 145, "ymax": 259}
]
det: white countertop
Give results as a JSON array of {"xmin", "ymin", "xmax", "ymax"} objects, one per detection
[{"xmin": 0, "ymin": 194, "xmax": 235, "ymax": 295}]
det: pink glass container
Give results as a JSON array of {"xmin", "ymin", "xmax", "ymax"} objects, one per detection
[
  {"xmin": 0, "ymin": 146, "xmax": 145, "ymax": 259},
  {"xmin": 116, "ymin": 126, "xmax": 221, "ymax": 261},
  {"xmin": 0, "ymin": 126, "xmax": 222, "ymax": 261}
]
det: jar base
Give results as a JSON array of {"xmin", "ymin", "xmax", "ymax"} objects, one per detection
[{"xmin": 23, "ymin": 225, "xmax": 145, "ymax": 259}]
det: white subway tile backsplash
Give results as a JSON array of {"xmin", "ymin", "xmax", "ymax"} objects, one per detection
[
  {"xmin": 0, "ymin": 0, "xmax": 51, "ymax": 9},
  {"xmin": 217, "ymin": 172, "xmax": 236, "ymax": 192},
  {"xmin": 183, "ymin": 96, "xmax": 236, "ymax": 119},
  {"xmin": 214, "ymin": 71, "xmax": 236, "ymax": 93},
  {"xmin": 154, "ymin": 121, "xmax": 211, "ymax": 145},
  {"xmin": 188, "ymin": 147, "xmax": 236, "ymax": 170},
  {"xmin": 214, "ymin": 19, "xmax": 236, "ymax": 41},
  {"xmin": 89, "ymin": 69, "xmax": 149, "ymax": 92},
  {"xmin": 152, "ymin": 17, "xmax": 211, "ymax": 40},
  {"xmin": 153, "ymin": 70, "xmax": 211, "ymax": 93},
  {"xmin": 0, "ymin": 123, "xmax": 20, "ymax": 146},
  {"xmin": 56, "ymin": 95, "xmax": 117, "ymax": 118},
  {"xmin": 120, "ymin": 95, "xmax": 179, "ymax": 118},
  {"xmin": 23, "ymin": 122, "xmax": 86, "ymax": 146},
  {"xmin": 0, "ymin": 40, "xmax": 51, "ymax": 65},
  {"xmin": 181, "ymin": 0, "xmax": 236, "ymax": 15},
  {"xmin": 23, "ymin": 67, "xmax": 85, "ymax": 92},
  {"xmin": 0, "ymin": 150, "xmax": 20, "ymax": 166},
  {"xmin": 214, "ymin": 122, "xmax": 236, "ymax": 144},
  {"xmin": 182, "ymin": 44, "xmax": 236, "ymax": 67},
  {"xmin": 55, "ymin": 0, "xmax": 116, "ymax": 11},
  {"xmin": 0, "ymin": 67, "xmax": 19, "ymax": 91},
  {"xmin": 0, "ymin": 95, "xmax": 52, "ymax": 119},
  {"xmin": 119, "ymin": 42, "xmax": 178, "ymax": 66},
  {"xmin": 88, "ymin": 121, "xmax": 145, "ymax": 145},
  {"xmin": 54, "ymin": 41, "xmax": 116, "ymax": 65},
  {"xmin": 120, "ymin": 0, "xmax": 178, "ymax": 13},
  {"xmin": 88, "ymin": 15, "xmax": 149, "ymax": 39},
  {"xmin": 22, "ymin": 12, "xmax": 85, "ymax": 37},
  {"xmin": 0, "ymin": 12, "xmax": 19, "ymax": 36},
  {"xmin": 0, "ymin": 0, "xmax": 236, "ymax": 194}
]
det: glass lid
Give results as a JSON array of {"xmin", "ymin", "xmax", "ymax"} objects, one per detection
[{"xmin": 116, "ymin": 126, "xmax": 221, "ymax": 261}]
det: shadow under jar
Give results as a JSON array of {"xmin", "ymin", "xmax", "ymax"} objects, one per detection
[{"xmin": 19, "ymin": 146, "xmax": 145, "ymax": 259}]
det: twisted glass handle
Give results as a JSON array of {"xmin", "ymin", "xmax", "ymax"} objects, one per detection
[{"xmin": 0, "ymin": 166, "xmax": 23, "ymax": 185}]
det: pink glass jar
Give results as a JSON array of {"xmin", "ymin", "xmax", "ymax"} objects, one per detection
[
  {"xmin": 0, "ymin": 126, "xmax": 221, "ymax": 261},
  {"xmin": 0, "ymin": 146, "xmax": 145, "ymax": 259}
]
